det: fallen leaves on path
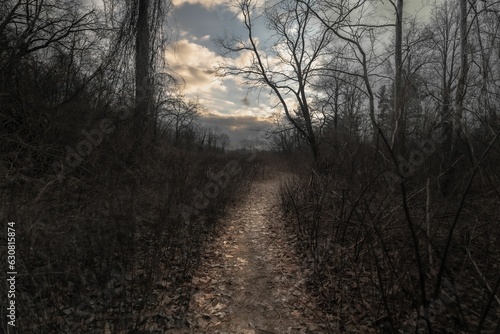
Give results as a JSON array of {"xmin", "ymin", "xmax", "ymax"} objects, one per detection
[{"xmin": 167, "ymin": 175, "xmax": 331, "ymax": 334}]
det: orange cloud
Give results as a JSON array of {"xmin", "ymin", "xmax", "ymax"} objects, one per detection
[{"xmin": 166, "ymin": 39, "xmax": 227, "ymax": 94}]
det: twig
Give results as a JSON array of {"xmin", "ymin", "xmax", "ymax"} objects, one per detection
[
  {"xmin": 466, "ymin": 248, "xmax": 500, "ymax": 305},
  {"xmin": 273, "ymin": 305, "xmax": 285, "ymax": 326},
  {"xmin": 32, "ymin": 177, "xmax": 57, "ymax": 203},
  {"xmin": 434, "ymin": 131, "xmax": 500, "ymax": 298},
  {"xmin": 427, "ymin": 177, "xmax": 433, "ymax": 266}
]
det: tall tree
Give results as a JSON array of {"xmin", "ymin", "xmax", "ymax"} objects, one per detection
[
  {"xmin": 392, "ymin": 0, "xmax": 405, "ymax": 154},
  {"xmin": 220, "ymin": 0, "xmax": 334, "ymax": 165},
  {"xmin": 0, "ymin": 0, "xmax": 97, "ymax": 60},
  {"xmin": 105, "ymin": 0, "xmax": 170, "ymax": 140},
  {"xmin": 135, "ymin": 0, "xmax": 151, "ymax": 137},
  {"xmin": 160, "ymin": 93, "xmax": 201, "ymax": 146},
  {"xmin": 453, "ymin": 0, "xmax": 468, "ymax": 149},
  {"xmin": 377, "ymin": 85, "xmax": 393, "ymax": 136},
  {"xmin": 425, "ymin": 0, "xmax": 460, "ymax": 151},
  {"xmin": 299, "ymin": 0, "xmax": 393, "ymax": 142}
]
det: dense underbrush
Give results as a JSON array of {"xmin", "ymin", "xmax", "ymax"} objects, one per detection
[
  {"xmin": 280, "ymin": 138, "xmax": 500, "ymax": 333},
  {"xmin": 0, "ymin": 124, "xmax": 260, "ymax": 333}
]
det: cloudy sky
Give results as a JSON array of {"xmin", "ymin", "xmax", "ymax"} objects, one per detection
[
  {"xmin": 167, "ymin": 0, "xmax": 435, "ymax": 148},
  {"xmin": 167, "ymin": 0, "xmax": 275, "ymax": 147}
]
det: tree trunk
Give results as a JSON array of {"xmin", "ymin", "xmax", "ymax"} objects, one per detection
[
  {"xmin": 392, "ymin": 0, "xmax": 405, "ymax": 155},
  {"xmin": 135, "ymin": 0, "xmax": 151, "ymax": 137},
  {"xmin": 454, "ymin": 0, "xmax": 468, "ymax": 150},
  {"xmin": 334, "ymin": 83, "xmax": 339, "ymax": 131},
  {"xmin": 302, "ymin": 104, "xmax": 320, "ymax": 166}
]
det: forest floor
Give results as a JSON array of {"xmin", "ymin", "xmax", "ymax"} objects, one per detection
[{"xmin": 168, "ymin": 173, "xmax": 331, "ymax": 334}]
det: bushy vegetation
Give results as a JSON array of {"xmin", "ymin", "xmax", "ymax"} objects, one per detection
[
  {"xmin": 279, "ymin": 136, "xmax": 500, "ymax": 333},
  {"xmin": 1, "ymin": 137, "xmax": 257, "ymax": 333},
  {"xmin": 0, "ymin": 1, "xmax": 260, "ymax": 332}
]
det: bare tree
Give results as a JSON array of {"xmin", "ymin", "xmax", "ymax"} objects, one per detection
[
  {"xmin": 268, "ymin": 112, "xmax": 302, "ymax": 153},
  {"xmin": 468, "ymin": 0, "xmax": 500, "ymax": 136},
  {"xmin": 424, "ymin": 0, "xmax": 460, "ymax": 151},
  {"xmin": 160, "ymin": 93, "xmax": 201, "ymax": 146},
  {"xmin": 0, "ymin": 0, "xmax": 97, "ymax": 60},
  {"xmin": 219, "ymin": 0, "xmax": 334, "ymax": 165},
  {"xmin": 312, "ymin": 59, "xmax": 365, "ymax": 141},
  {"xmin": 453, "ymin": 0, "xmax": 468, "ymax": 149},
  {"xmin": 206, "ymin": 127, "xmax": 230, "ymax": 152},
  {"xmin": 298, "ymin": 0, "xmax": 395, "ymax": 143},
  {"xmin": 134, "ymin": 0, "xmax": 151, "ymax": 135},
  {"xmin": 99, "ymin": 0, "xmax": 170, "ymax": 140},
  {"xmin": 392, "ymin": 0, "xmax": 405, "ymax": 154}
]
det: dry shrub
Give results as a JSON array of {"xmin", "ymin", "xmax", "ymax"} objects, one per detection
[
  {"xmin": 0, "ymin": 118, "xmax": 259, "ymax": 333},
  {"xmin": 279, "ymin": 136, "xmax": 500, "ymax": 333}
]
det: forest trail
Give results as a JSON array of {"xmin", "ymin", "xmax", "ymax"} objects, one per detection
[{"xmin": 170, "ymin": 174, "xmax": 330, "ymax": 334}]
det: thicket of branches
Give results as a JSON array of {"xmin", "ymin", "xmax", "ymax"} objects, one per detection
[{"xmin": 0, "ymin": 1, "xmax": 256, "ymax": 332}]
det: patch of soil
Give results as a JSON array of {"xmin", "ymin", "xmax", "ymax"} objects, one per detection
[{"xmin": 168, "ymin": 175, "xmax": 330, "ymax": 334}]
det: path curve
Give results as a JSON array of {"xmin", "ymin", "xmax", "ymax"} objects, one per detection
[{"xmin": 171, "ymin": 175, "xmax": 329, "ymax": 334}]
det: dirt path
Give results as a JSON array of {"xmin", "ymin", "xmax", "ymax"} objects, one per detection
[{"xmin": 170, "ymin": 175, "xmax": 330, "ymax": 334}]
